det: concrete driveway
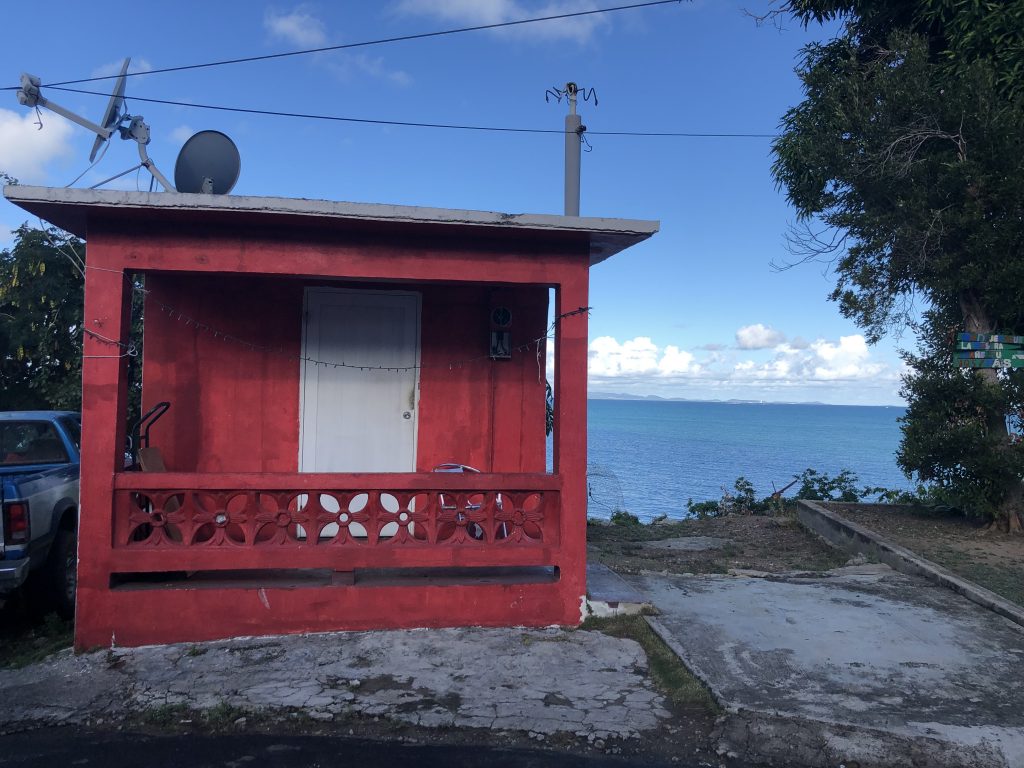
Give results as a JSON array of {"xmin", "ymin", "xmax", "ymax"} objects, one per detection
[{"xmin": 629, "ymin": 564, "xmax": 1024, "ymax": 768}]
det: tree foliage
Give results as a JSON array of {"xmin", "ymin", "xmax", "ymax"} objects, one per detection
[
  {"xmin": 897, "ymin": 307, "xmax": 1024, "ymax": 520},
  {"xmin": 783, "ymin": 0, "xmax": 1024, "ymax": 99},
  {"xmin": 771, "ymin": 1, "xmax": 1024, "ymax": 529},
  {"xmin": 1, "ymin": 224, "xmax": 86, "ymax": 411}
]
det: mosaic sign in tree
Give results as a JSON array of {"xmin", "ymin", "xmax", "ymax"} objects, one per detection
[{"xmin": 955, "ymin": 334, "xmax": 1024, "ymax": 370}]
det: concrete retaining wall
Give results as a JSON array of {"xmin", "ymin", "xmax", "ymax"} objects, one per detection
[{"xmin": 796, "ymin": 500, "xmax": 1024, "ymax": 629}]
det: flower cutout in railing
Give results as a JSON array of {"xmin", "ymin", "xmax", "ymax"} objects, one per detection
[
  {"xmin": 252, "ymin": 492, "xmax": 309, "ymax": 546},
  {"xmin": 437, "ymin": 492, "xmax": 495, "ymax": 544},
  {"xmin": 377, "ymin": 492, "xmax": 430, "ymax": 545},
  {"xmin": 312, "ymin": 492, "xmax": 371, "ymax": 546},
  {"xmin": 125, "ymin": 491, "xmax": 188, "ymax": 546},
  {"xmin": 495, "ymin": 492, "xmax": 545, "ymax": 543},
  {"xmin": 191, "ymin": 492, "xmax": 252, "ymax": 546}
]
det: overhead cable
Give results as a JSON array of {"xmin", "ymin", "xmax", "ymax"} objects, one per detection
[{"xmin": 50, "ymin": 87, "xmax": 778, "ymax": 138}]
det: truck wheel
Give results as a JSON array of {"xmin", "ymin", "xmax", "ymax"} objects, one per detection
[{"xmin": 48, "ymin": 527, "xmax": 77, "ymax": 620}]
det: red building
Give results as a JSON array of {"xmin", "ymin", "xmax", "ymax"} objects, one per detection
[{"xmin": 5, "ymin": 187, "xmax": 657, "ymax": 649}]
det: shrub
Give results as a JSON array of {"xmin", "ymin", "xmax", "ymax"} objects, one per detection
[{"xmin": 609, "ymin": 509, "xmax": 642, "ymax": 526}]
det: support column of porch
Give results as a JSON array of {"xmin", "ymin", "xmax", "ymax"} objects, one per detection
[
  {"xmin": 553, "ymin": 269, "xmax": 590, "ymax": 624},
  {"xmin": 76, "ymin": 261, "xmax": 132, "ymax": 650}
]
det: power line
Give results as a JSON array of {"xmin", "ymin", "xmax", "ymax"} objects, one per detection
[
  {"xmin": 49, "ymin": 86, "xmax": 779, "ymax": 138},
  {"xmin": 592, "ymin": 129, "xmax": 777, "ymax": 138},
  {"xmin": 17, "ymin": 1, "xmax": 681, "ymax": 90},
  {"xmin": 51, "ymin": 87, "xmax": 560, "ymax": 134}
]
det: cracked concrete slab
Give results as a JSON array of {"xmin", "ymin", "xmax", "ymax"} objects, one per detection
[
  {"xmin": 0, "ymin": 627, "xmax": 671, "ymax": 740},
  {"xmin": 630, "ymin": 565, "xmax": 1024, "ymax": 768}
]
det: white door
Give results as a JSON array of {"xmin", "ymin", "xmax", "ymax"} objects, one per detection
[{"xmin": 300, "ymin": 288, "xmax": 421, "ymax": 474}]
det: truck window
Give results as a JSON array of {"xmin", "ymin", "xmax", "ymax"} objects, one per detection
[
  {"xmin": 58, "ymin": 416, "xmax": 81, "ymax": 453},
  {"xmin": 0, "ymin": 421, "xmax": 70, "ymax": 466}
]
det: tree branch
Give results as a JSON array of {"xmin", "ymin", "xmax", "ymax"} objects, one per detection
[{"xmin": 772, "ymin": 219, "xmax": 848, "ymax": 271}]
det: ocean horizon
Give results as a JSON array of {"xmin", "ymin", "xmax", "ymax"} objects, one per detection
[{"xmin": 583, "ymin": 398, "xmax": 910, "ymax": 521}]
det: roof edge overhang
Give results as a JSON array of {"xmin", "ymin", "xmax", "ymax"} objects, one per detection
[{"xmin": 3, "ymin": 186, "xmax": 659, "ymax": 266}]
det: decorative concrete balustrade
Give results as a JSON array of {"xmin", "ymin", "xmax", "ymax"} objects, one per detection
[{"xmin": 110, "ymin": 472, "xmax": 561, "ymax": 576}]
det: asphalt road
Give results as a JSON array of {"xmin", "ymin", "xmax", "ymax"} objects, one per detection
[{"xmin": 0, "ymin": 729, "xmax": 726, "ymax": 768}]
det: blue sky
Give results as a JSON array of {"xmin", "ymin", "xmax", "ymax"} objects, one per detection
[{"xmin": 0, "ymin": 1, "xmax": 909, "ymax": 405}]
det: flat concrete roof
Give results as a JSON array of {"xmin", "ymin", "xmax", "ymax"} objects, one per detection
[{"xmin": 3, "ymin": 186, "xmax": 658, "ymax": 266}]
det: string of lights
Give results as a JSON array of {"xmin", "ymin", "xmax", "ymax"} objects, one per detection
[
  {"xmin": 82, "ymin": 277, "xmax": 589, "ymax": 373},
  {"xmin": 46, "ymin": 86, "xmax": 779, "ymax": 139},
  {"xmin": 159, "ymin": 298, "xmax": 542, "ymax": 371},
  {"xmin": 0, "ymin": 1, "xmax": 679, "ymax": 91},
  {"xmin": 81, "ymin": 328, "xmax": 138, "ymax": 358}
]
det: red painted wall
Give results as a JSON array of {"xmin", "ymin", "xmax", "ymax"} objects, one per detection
[
  {"xmin": 77, "ymin": 218, "xmax": 594, "ymax": 649},
  {"xmin": 142, "ymin": 276, "xmax": 548, "ymax": 475}
]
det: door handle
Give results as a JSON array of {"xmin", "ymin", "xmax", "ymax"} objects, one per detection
[{"xmin": 403, "ymin": 411, "xmax": 412, "ymax": 420}]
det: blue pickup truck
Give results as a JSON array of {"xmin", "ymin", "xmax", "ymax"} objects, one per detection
[{"xmin": 0, "ymin": 412, "xmax": 81, "ymax": 619}]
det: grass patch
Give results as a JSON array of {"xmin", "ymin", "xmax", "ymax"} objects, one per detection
[
  {"xmin": 135, "ymin": 701, "xmax": 252, "ymax": 729},
  {"xmin": 0, "ymin": 613, "xmax": 73, "ymax": 669},
  {"xmin": 581, "ymin": 614, "xmax": 718, "ymax": 714},
  {"xmin": 587, "ymin": 520, "xmax": 692, "ymax": 544},
  {"xmin": 928, "ymin": 552, "xmax": 1024, "ymax": 608},
  {"xmin": 204, "ymin": 702, "xmax": 251, "ymax": 727},
  {"xmin": 136, "ymin": 703, "xmax": 194, "ymax": 727}
]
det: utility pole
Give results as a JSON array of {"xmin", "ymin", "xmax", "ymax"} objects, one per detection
[
  {"xmin": 563, "ymin": 82, "xmax": 582, "ymax": 217},
  {"xmin": 548, "ymin": 82, "xmax": 595, "ymax": 216}
]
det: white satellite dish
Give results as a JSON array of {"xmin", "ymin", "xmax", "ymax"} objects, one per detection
[
  {"xmin": 16, "ymin": 57, "xmax": 176, "ymax": 192},
  {"xmin": 89, "ymin": 58, "xmax": 129, "ymax": 162}
]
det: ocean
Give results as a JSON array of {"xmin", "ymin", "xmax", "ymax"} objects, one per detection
[{"xmin": 583, "ymin": 399, "xmax": 910, "ymax": 521}]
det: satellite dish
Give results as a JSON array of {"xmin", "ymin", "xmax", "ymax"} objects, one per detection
[
  {"xmin": 89, "ymin": 58, "xmax": 130, "ymax": 162},
  {"xmin": 15, "ymin": 56, "xmax": 176, "ymax": 191},
  {"xmin": 174, "ymin": 130, "xmax": 241, "ymax": 194}
]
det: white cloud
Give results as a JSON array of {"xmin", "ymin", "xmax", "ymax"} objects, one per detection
[
  {"xmin": 170, "ymin": 125, "xmax": 195, "ymax": 145},
  {"xmin": 658, "ymin": 345, "xmax": 699, "ymax": 375},
  {"xmin": 583, "ymin": 332, "xmax": 901, "ymax": 404},
  {"xmin": 90, "ymin": 58, "xmax": 153, "ymax": 80},
  {"xmin": 320, "ymin": 52, "xmax": 412, "ymax": 87},
  {"xmin": 265, "ymin": 6, "xmax": 327, "ymax": 46},
  {"xmin": 396, "ymin": 0, "xmax": 609, "ymax": 44},
  {"xmin": 589, "ymin": 336, "xmax": 701, "ymax": 378},
  {"xmin": 264, "ymin": 6, "xmax": 411, "ymax": 85},
  {"xmin": 736, "ymin": 323, "xmax": 785, "ymax": 350},
  {"xmin": 733, "ymin": 335, "xmax": 886, "ymax": 383},
  {"xmin": 0, "ymin": 108, "xmax": 75, "ymax": 184},
  {"xmin": 810, "ymin": 335, "xmax": 884, "ymax": 380}
]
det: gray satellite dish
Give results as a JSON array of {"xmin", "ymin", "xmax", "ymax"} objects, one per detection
[
  {"xmin": 174, "ymin": 130, "xmax": 241, "ymax": 194},
  {"xmin": 89, "ymin": 58, "xmax": 130, "ymax": 162}
]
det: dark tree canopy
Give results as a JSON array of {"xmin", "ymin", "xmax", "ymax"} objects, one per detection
[
  {"xmin": 1, "ymin": 224, "xmax": 86, "ymax": 411},
  {"xmin": 785, "ymin": 0, "xmax": 1024, "ymax": 100},
  {"xmin": 771, "ymin": 1, "xmax": 1024, "ymax": 528},
  {"xmin": 774, "ymin": 33, "xmax": 1024, "ymax": 342}
]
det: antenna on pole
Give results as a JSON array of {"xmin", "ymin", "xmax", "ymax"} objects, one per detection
[
  {"xmin": 15, "ymin": 61, "xmax": 243, "ymax": 196},
  {"xmin": 546, "ymin": 82, "xmax": 596, "ymax": 217},
  {"xmin": 16, "ymin": 58, "xmax": 176, "ymax": 191}
]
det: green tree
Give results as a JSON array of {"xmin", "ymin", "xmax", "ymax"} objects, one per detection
[
  {"xmin": 0, "ymin": 217, "xmax": 146, "ymax": 436},
  {"xmin": 770, "ymin": 3, "xmax": 1024, "ymax": 531},
  {"xmin": 1, "ymin": 223, "xmax": 86, "ymax": 411}
]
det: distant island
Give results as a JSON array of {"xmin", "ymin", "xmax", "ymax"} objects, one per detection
[{"xmin": 587, "ymin": 392, "xmax": 890, "ymax": 407}]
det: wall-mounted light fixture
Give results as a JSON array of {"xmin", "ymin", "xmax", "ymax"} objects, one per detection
[{"xmin": 489, "ymin": 306, "xmax": 512, "ymax": 359}]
